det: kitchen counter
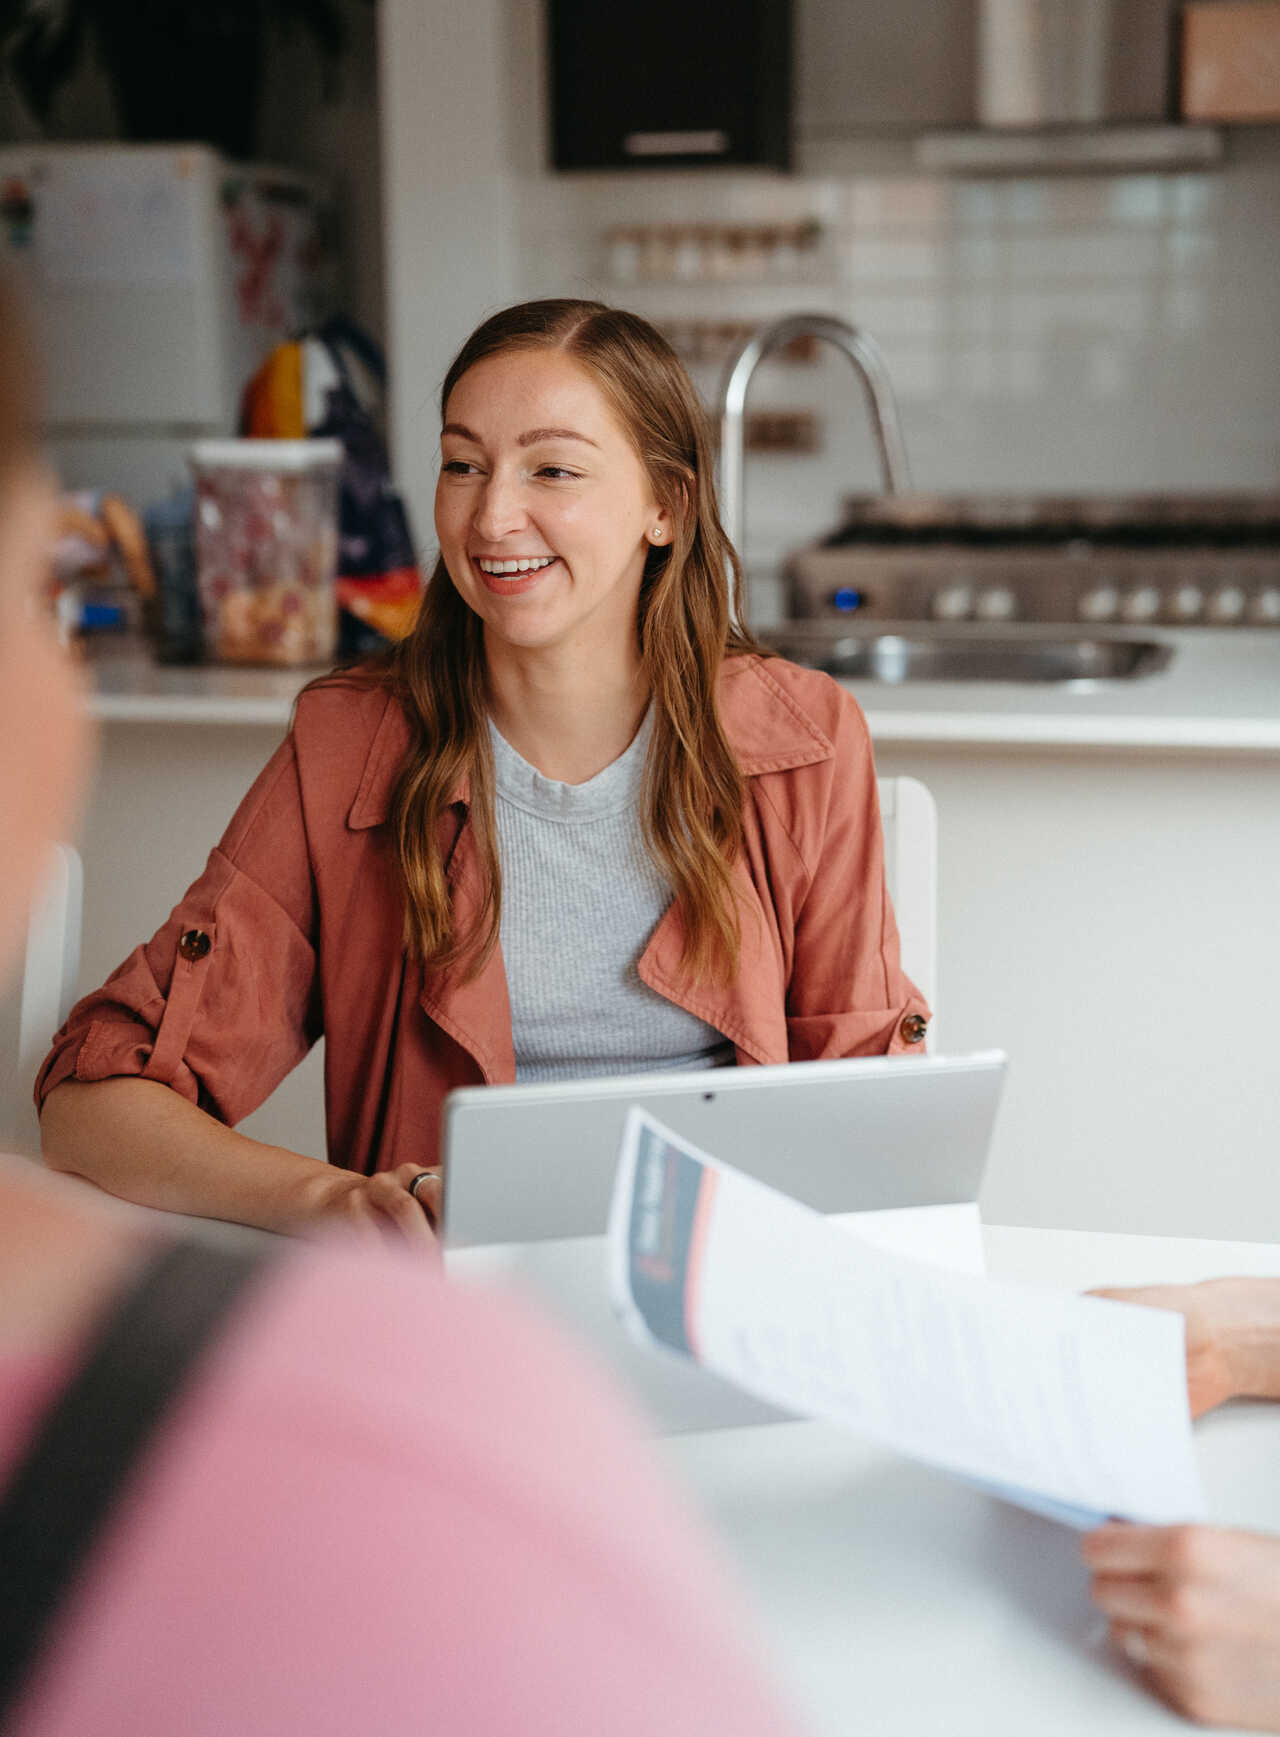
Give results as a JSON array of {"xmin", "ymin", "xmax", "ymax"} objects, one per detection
[
  {"xmin": 86, "ymin": 630, "xmax": 1280, "ymax": 753},
  {"xmin": 87, "ymin": 641, "xmax": 317, "ymax": 727},
  {"xmin": 842, "ymin": 628, "xmax": 1280, "ymax": 754}
]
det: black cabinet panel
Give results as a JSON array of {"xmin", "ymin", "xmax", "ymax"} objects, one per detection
[{"xmin": 548, "ymin": 0, "xmax": 792, "ymax": 170}]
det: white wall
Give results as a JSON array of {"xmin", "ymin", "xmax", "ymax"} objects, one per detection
[
  {"xmin": 507, "ymin": 131, "xmax": 1280, "ymax": 573},
  {"xmin": 378, "ymin": 0, "xmax": 520, "ymax": 549}
]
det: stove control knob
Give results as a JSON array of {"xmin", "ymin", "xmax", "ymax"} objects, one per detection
[
  {"xmin": 1207, "ymin": 584, "xmax": 1247, "ymax": 623},
  {"xmin": 1171, "ymin": 583, "xmax": 1205, "ymax": 621},
  {"xmin": 1251, "ymin": 587, "xmax": 1280, "ymax": 624},
  {"xmin": 1121, "ymin": 585, "xmax": 1162, "ymax": 623},
  {"xmin": 975, "ymin": 585, "xmax": 1018, "ymax": 621},
  {"xmin": 1078, "ymin": 583, "xmax": 1120, "ymax": 623},
  {"xmin": 931, "ymin": 582, "xmax": 975, "ymax": 622},
  {"xmin": 826, "ymin": 586, "xmax": 866, "ymax": 614}
]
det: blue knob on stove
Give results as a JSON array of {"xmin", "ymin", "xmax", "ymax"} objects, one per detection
[{"xmin": 829, "ymin": 587, "xmax": 864, "ymax": 612}]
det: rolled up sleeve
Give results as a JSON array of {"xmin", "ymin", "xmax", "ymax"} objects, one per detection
[{"xmin": 35, "ymin": 740, "xmax": 321, "ymax": 1127}]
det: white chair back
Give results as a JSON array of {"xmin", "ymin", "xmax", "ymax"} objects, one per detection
[
  {"xmin": 19, "ymin": 843, "xmax": 84, "ymax": 1087},
  {"xmin": 876, "ymin": 776, "xmax": 938, "ymax": 1038}
]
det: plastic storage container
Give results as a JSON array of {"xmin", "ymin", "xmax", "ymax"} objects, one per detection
[{"xmin": 190, "ymin": 438, "xmax": 342, "ymax": 666}]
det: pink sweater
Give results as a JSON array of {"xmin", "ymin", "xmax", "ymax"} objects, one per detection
[{"xmin": 1, "ymin": 1240, "xmax": 796, "ymax": 1737}]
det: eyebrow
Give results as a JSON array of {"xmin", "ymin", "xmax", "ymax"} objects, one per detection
[{"xmin": 441, "ymin": 422, "xmax": 601, "ymax": 450}]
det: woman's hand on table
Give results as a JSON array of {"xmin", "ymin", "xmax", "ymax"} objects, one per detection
[
  {"xmin": 298, "ymin": 1163, "xmax": 441, "ymax": 1251},
  {"xmin": 41, "ymin": 1078, "xmax": 446, "ymax": 1250},
  {"xmin": 1088, "ymin": 1278, "xmax": 1280, "ymax": 1418},
  {"xmin": 1084, "ymin": 1522, "xmax": 1280, "ymax": 1731}
]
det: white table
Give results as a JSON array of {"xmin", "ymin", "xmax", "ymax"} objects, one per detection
[
  {"xmin": 660, "ymin": 1225, "xmax": 1280, "ymax": 1737},
  {"xmin": 43, "ymin": 1186, "xmax": 1280, "ymax": 1732}
]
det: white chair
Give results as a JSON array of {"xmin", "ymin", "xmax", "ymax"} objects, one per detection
[
  {"xmin": 18, "ymin": 843, "xmax": 84, "ymax": 1088},
  {"xmin": 876, "ymin": 776, "xmax": 938, "ymax": 1039}
]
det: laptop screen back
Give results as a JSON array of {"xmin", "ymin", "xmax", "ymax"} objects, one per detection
[{"xmin": 442, "ymin": 1051, "xmax": 1006, "ymax": 1434}]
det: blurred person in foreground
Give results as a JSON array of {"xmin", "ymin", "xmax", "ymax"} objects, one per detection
[
  {"xmin": 1084, "ymin": 1277, "xmax": 1280, "ymax": 1731},
  {"xmin": 0, "ymin": 277, "xmax": 797, "ymax": 1736}
]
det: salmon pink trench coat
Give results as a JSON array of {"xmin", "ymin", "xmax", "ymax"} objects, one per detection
[{"xmin": 37, "ymin": 656, "xmax": 930, "ymax": 1173}]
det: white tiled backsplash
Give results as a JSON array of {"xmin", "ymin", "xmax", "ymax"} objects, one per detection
[{"xmin": 511, "ymin": 133, "xmax": 1280, "ymax": 579}]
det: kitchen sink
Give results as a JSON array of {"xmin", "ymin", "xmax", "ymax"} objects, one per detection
[{"xmin": 762, "ymin": 628, "xmax": 1175, "ymax": 685}]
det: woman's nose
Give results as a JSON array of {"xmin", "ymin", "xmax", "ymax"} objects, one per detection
[{"xmin": 473, "ymin": 474, "xmax": 528, "ymax": 540}]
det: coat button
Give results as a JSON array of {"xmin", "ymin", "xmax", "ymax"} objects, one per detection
[
  {"xmin": 899, "ymin": 1013, "xmax": 928, "ymax": 1045},
  {"xmin": 178, "ymin": 928, "xmax": 211, "ymax": 962}
]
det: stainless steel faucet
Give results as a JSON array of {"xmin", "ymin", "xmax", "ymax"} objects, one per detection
[{"xmin": 716, "ymin": 313, "xmax": 911, "ymax": 562}]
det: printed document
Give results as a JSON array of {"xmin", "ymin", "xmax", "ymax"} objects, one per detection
[{"xmin": 608, "ymin": 1109, "xmax": 1205, "ymax": 1528}]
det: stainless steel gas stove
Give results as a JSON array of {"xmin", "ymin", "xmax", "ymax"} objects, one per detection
[
  {"xmin": 785, "ymin": 493, "xmax": 1280, "ymax": 630},
  {"xmin": 768, "ymin": 493, "xmax": 1280, "ymax": 683}
]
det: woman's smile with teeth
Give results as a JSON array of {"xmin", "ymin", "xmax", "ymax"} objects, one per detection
[{"xmin": 476, "ymin": 555, "xmax": 557, "ymax": 575}]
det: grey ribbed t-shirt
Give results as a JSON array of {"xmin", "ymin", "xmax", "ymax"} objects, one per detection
[{"xmin": 489, "ymin": 713, "xmax": 734, "ymax": 1082}]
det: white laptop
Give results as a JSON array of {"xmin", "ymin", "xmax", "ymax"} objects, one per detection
[{"xmin": 441, "ymin": 1050, "xmax": 1007, "ymax": 1434}]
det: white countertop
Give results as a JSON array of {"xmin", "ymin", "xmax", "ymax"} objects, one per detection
[
  {"xmin": 85, "ymin": 631, "xmax": 1280, "ymax": 753},
  {"xmin": 845, "ymin": 628, "xmax": 1280, "ymax": 754},
  {"xmin": 87, "ymin": 641, "xmax": 314, "ymax": 727}
]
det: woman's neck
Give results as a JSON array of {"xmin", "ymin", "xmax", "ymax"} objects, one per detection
[{"xmin": 485, "ymin": 639, "xmax": 650, "ymax": 784}]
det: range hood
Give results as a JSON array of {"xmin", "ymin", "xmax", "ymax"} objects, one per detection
[
  {"xmin": 916, "ymin": 122, "xmax": 1222, "ymax": 173},
  {"xmin": 914, "ymin": 0, "xmax": 1224, "ymax": 174}
]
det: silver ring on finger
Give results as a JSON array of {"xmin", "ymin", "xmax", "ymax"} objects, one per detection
[{"xmin": 408, "ymin": 1169, "xmax": 438, "ymax": 1204}]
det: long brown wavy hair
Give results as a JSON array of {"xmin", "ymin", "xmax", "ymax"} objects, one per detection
[{"xmin": 377, "ymin": 298, "xmax": 767, "ymax": 985}]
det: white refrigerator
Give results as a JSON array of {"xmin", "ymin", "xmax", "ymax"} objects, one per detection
[{"xmin": 0, "ymin": 142, "xmax": 335, "ymax": 505}]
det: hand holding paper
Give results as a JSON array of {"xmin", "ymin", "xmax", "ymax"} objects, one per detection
[{"xmin": 608, "ymin": 1109, "xmax": 1205, "ymax": 1529}]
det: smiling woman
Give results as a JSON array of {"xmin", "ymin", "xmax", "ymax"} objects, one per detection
[
  {"xmin": 36, "ymin": 298, "xmax": 929, "ymax": 1239},
  {"xmin": 0, "ymin": 274, "xmax": 804, "ymax": 1737},
  {"xmin": 395, "ymin": 300, "xmax": 759, "ymax": 991}
]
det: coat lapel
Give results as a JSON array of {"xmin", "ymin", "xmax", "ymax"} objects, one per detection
[
  {"xmin": 345, "ymin": 696, "xmax": 515, "ymax": 1084},
  {"xmin": 637, "ymin": 657, "xmax": 835, "ymax": 1066},
  {"xmin": 636, "ymin": 851, "xmax": 786, "ymax": 1065},
  {"xmin": 416, "ymin": 815, "xmax": 516, "ymax": 1085}
]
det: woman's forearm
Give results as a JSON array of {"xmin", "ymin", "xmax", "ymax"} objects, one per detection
[
  {"xmin": 39, "ymin": 1077, "xmax": 348, "ymax": 1233},
  {"xmin": 1211, "ymin": 1277, "xmax": 1280, "ymax": 1403},
  {"xmin": 1092, "ymin": 1276, "xmax": 1280, "ymax": 1413}
]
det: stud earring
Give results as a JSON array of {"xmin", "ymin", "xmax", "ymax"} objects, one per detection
[{"xmin": 652, "ymin": 527, "xmax": 664, "ymax": 541}]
